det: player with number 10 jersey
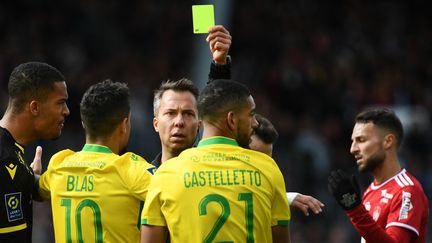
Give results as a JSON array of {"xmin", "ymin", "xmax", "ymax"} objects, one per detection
[{"xmin": 38, "ymin": 145, "xmax": 155, "ymax": 243}]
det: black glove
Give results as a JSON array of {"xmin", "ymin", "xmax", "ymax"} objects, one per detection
[{"xmin": 328, "ymin": 169, "xmax": 362, "ymax": 210}]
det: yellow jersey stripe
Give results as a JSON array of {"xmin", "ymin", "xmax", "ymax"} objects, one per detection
[{"xmin": 0, "ymin": 223, "xmax": 27, "ymax": 233}]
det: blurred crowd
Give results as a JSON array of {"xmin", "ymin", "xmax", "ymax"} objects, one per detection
[{"xmin": 1, "ymin": 0, "xmax": 430, "ymax": 242}]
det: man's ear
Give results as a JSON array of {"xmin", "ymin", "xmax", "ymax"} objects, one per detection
[
  {"xmin": 153, "ymin": 117, "xmax": 159, "ymax": 132},
  {"xmin": 197, "ymin": 120, "xmax": 202, "ymax": 133},
  {"xmin": 383, "ymin": 133, "xmax": 395, "ymax": 150},
  {"xmin": 227, "ymin": 111, "xmax": 236, "ymax": 132},
  {"xmin": 121, "ymin": 117, "xmax": 129, "ymax": 133},
  {"xmin": 29, "ymin": 100, "xmax": 39, "ymax": 116}
]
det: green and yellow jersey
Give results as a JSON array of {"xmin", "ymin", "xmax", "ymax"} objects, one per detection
[
  {"xmin": 141, "ymin": 136, "xmax": 290, "ymax": 243},
  {"xmin": 38, "ymin": 144, "xmax": 155, "ymax": 243}
]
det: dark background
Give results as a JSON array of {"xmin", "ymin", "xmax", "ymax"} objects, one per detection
[{"xmin": 1, "ymin": 0, "xmax": 431, "ymax": 242}]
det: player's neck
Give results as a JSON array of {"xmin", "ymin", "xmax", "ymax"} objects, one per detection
[
  {"xmin": 372, "ymin": 155, "xmax": 401, "ymax": 185},
  {"xmin": 201, "ymin": 121, "xmax": 233, "ymax": 140},
  {"xmin": 0, "ymin": 112, "xmax": 35, "ymax": 146},
  {"xmin": 160, "ymin": 149, "xmax": 179, "ymax": 164},
  {"xmin": 86, "ymin": 137, "xmax": 120, "ymax": 155}
]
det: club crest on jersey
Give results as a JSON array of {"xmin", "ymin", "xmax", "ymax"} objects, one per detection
[
  {"xmin": 380, "ymin": 189, "xmax": 393, "ymax": 204},
  {"xmin": 399, "ymin": 191, "xmax": 413, "ymax": 220},
  {"xmin": 4, "ymin": 192, "xmax": 23, "ymax": 222},
  {"xmin": 373, "ymin": 206, "xmax": 381, "ymax": 221}
]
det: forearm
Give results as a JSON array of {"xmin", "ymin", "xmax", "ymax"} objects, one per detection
[
  {"xmin": 208, "ymin": 56, "xmax": 231, "ymax": 83},
  {"xmin": 346, "ymin": 205, "xmax": 412, "ymax": 243}
]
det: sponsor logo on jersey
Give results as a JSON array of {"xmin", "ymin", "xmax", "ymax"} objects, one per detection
[
  {"xmin": 380, "ymin": 189, "xmax": 393, "ymax": 204},
  {"xmin": 398, "ymin": 191, "xmax": 413, "ymax": 220},
  {"xmin": 5, "ymin": 163, "xmax": 17, "ymax": 180},
  {"xmin": 4, "ymin": 192, "xmax": 23, "ymax": 222},
  {"xmin": 364, "ymin": 201, "xmax": 371, "ymax": 211}
]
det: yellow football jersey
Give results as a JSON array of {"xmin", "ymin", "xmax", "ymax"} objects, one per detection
[
  {"xmin": 39, "ymin": 144, "xmax": 155, "ymax": 243},
  {"xmin": 141, "ymin": 136, "xmax": 290, "ymax": 243}
]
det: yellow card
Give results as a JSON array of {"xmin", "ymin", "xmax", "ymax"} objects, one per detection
[{"xmin": 192, "ymin": 4, "xmax": 215, "ymax": 34}]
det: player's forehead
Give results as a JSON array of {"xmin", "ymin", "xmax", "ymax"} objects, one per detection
[
  {"xmin": 45, "ymin": 81, "xmax": 68, "ymax": 101},
  {"xmin": 159, "ymin": 90, "xmax": 197, "ymax": 110},
  {"xmin": 239, "ymin": 95, "xmax": 256, "ymax": 113},
  {"xmin": 351, "ymin": 122, "xmax": 376, "ymax": 139}
]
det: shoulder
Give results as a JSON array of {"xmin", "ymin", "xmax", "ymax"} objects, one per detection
[
  {"xmin": 120, "ymin": 152, "xmax": 147, "ymax": 163},
  {"xmin": 390, "ymin": 171, "xmax": 428, "ymax": 203},
  {"xmin": 49, "ymin": 149, "xmax": 76, "ymax": 165},
  {"xmin": 120, "ymin": 152, "xmax": 155, "ymax": 170},
  {"xmin": 393, "ymin": 171, "xmax": 426, "ymax": 191},
  {"xmin": 0, "ymin": 131, "xmax": 16, "ymax": 159},
  {"xmin": 244, "ymin": 148, "xmax": 279, "ymax": 167}
]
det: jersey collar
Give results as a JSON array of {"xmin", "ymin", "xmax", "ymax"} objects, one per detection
[
  {"xmin": 82, "ymin": 144, "xmax": 113, "ymax": 154},
  {"xmin": 370, "ymin": 168, "xmax": 406, "ymax": 190},
  {"xmin": 197, "ymin": 136, "xmax": 239, "ymax": 147}
]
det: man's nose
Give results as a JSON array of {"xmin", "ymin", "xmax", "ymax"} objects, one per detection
[{"xmin": 174, "ymin": 114, "xmax": 185, "ymax": 126}]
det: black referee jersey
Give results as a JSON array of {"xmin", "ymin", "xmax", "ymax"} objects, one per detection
[{"xmin": 0, "ymin": 127, "xmax": 34, "ymax": 243}]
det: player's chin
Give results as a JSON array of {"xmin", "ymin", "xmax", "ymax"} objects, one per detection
[
  {"xmin": 357, "ymin": 164, "xmax": 368, "ymax": 173},
  {"xmin": 48, "ymin": 129, "xmax": 63, "ymax": 140},
  {"xmin": 171, "ymin": 140, "xmax": 193, "ymax": 150}
]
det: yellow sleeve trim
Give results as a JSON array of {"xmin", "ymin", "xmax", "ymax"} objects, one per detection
[{"xmin": 0, "ymin": 223, "xmax": 27, "ymax": 233}]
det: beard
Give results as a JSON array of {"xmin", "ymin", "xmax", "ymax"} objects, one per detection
[
  {"xmin": 236, "ymin": 125, "xmax": 251, "ymax": 149},
  {"xmin": 358, "ymin": 150, "xmax": 385, "ymax": 173}
]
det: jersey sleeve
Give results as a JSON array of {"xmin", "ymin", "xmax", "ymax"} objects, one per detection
[
  {"xmin": 208, "ymin": 57, "xmax": 231, "ymax": 83},
  {"xmin": 140, "ymin": 172, "xmax": 167, "ymax": 227},
  {"xmin": 270, "ymin": 160, "xmax": 291, "ymax": 226},
  {"xmin": 123, "ymin": 152, "xmax": 155, "ymax": 201},
  {"xmin": 347, "ymin": 204, "xmax": 413, "ymax": 243},
  {"xmin": 38, "ymin": 149, "xmax": 75, "ymax": 201},
  {"xmin": 386, "ymin": 185, "xmax": 427, "ymax": 236}
]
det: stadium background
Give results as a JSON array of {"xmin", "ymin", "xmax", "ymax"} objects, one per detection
[{"xmin": 0, "ymin": 0, "xmax": 431, "ymax": 242}]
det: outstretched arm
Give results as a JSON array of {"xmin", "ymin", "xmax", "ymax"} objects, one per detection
[
  {"xmin": 287, "ymin": 192, "xmax": 324, "ymax": 216},
  {"xmin": 207, "ymin": 25, "xmax": 232, "ymax": 64},
  {"xmin": 207, "ymin": 25, "xmax": 232, "ymax": 82}
]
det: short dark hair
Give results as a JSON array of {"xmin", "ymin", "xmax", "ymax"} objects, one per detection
[
  {"xmin": 355, "ymin": 107, "xmax": 404, "ymax": 148},
  {"xmin": 153, "ymin": 78, "xmax": 199, "ymax": 116},
  {"xmin": 80, "ymin": 80, "xmax": 130, "ymax": 139},
  {"xmin": 198, "ymin": 79, "xmax": 251, "ymax": 122},
  {"xmin": 8, "ymin": 62, "xmax": 65, "ymax": 112},
  {"xmin": 254, "ymin": 114, "xmax": 279, "ymax": 145}
]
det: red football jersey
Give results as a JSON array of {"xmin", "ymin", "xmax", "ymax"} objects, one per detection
[{"xmin": 357, "ymin": 169, "xmax": 429, "ymax": 243}]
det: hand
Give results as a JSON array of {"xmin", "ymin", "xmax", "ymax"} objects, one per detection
[
  {"xmin": 290, "ymin": 193, "xmax": 325, "ymax": 216},
  {"xmin": 30, "ymin": 146, "xmax": 43, "ymax": 175},
  {"xmin": 206, "ymin": 25, "xmax": 232, "ymax": 64},
  {"xmin": 328, "ymin": 169, "xmax": 362, "ymax": 210}
]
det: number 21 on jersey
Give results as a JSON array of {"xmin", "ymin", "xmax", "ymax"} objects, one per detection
[{"xmin": 199, "ymin": 192, "xmax": 254, "ymax": 243}]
